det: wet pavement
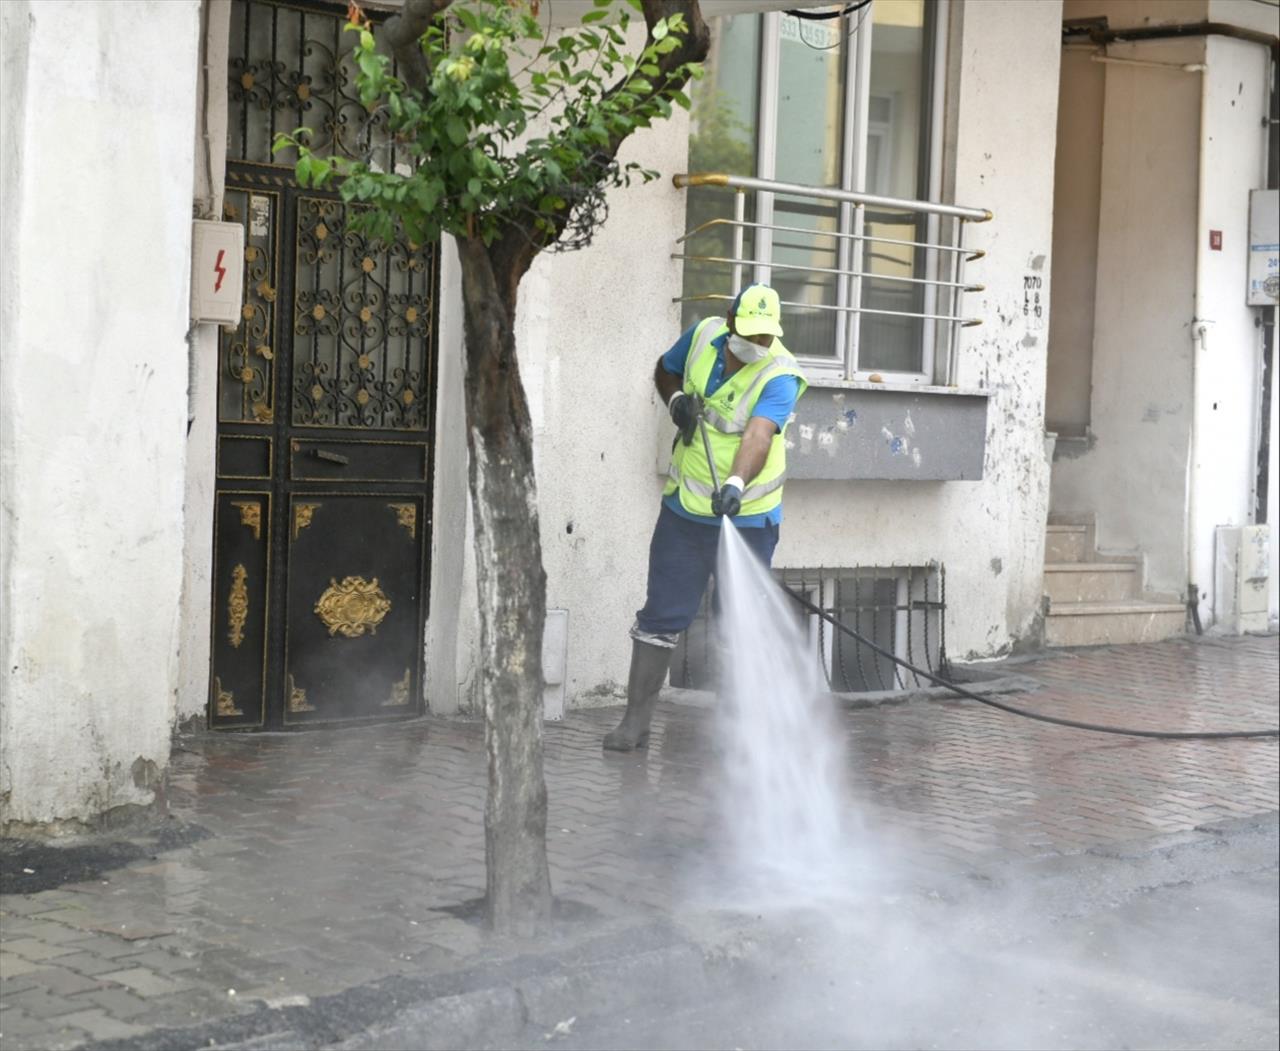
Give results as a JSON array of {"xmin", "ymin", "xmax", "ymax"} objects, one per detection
[{"xmin": 1, "ymin": 634, "xmax": 1277, "ymax": 1049}]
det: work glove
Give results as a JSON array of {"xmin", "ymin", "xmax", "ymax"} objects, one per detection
[
  {"xmin": 669, "ymin": 392, "xmax": 698, "ymax": 447},
  {"xmin": 711, "ymin": 479, "xmax": 743, "ymax": 518}
]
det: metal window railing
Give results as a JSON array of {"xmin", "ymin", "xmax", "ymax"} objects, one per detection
[
  {"xmin": 668, "ymin": 564, "xmax": 948, "ymax": 695},
  {"xmin": 672, "ymin": 172, "xmax": 992, "ymax": 382}
]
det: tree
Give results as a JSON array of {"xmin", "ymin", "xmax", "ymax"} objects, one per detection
[{"xmin": 276, "ymin": 0, "xmax": 709, "ymax": 936}]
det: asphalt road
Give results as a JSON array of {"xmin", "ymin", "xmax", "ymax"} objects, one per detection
[{"xmin": 514, "ymin": 822, "xmax": 1280, "ymax": 1051}]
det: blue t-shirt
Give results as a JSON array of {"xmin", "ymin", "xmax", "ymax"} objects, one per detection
[{"xmin": 660, "ymin": 322, "xmax": 801, "ymax": 528}]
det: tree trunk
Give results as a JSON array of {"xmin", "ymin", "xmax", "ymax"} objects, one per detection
[{"xmin": 455, "ymin": 235, "xmax": 553, "ymax": 936}]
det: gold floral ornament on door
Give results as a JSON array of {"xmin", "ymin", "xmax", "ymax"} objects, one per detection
[
  {"xmin": 314, "ymin": 576, "xmax": 391, "ymax": 637},
  {"xmin": 227, "ymin": 565, "xmax": 249, "ymax": 648}
]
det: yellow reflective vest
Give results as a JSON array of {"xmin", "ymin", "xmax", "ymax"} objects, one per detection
[{"xmin": 664, "ymin": 317, "xmax": 808, "ymax": 518}]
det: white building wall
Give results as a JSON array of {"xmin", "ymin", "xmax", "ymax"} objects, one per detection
[
  {"xmin": 1044, "ymin": 47, "xmax": 1104, "ymax": 437},
  {"xmin": 1270, "ymin": 306, "xmax": 1279, "ymax": 628},
  {"xmin": 0, "ymin": 1, "xmax": 201, "ymax": 829},
  {"xmin": 1189, "ymin": 34, "xmax": 1272, "ymax": 626},
  {"xmin": 524, "ymin": 118, "xmax": 692, "ymax": 706},
  {"xmin": 423, "ymin": 238, "xmax": 472, "ymax": 715}
]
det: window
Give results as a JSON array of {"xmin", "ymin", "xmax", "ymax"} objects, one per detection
[{"xmin": 681, "ymin": 2, "xmax": 945, "ymax": 383}]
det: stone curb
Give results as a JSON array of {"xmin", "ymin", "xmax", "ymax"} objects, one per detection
[
  {"xmin": 78, "ymin": 920, "xmax": 749, "ymax": 1051},
  {"xmin": 332, "ymin": 942, "xmax": 719, "ymax": 1051}
]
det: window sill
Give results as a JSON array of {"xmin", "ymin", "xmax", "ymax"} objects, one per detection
[{"xmin": 805, "ymin": 375, "xmax": 990, "ymax": 399}]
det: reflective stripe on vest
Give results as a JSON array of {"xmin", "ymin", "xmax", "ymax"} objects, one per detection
[{"xmin": 677, "ymin": 473, "xmax": 786, "ymax": 503}]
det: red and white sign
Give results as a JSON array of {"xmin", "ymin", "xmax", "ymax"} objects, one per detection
[{"xmin": 191, "ymin": 220, "xmax": 245, "ymax": 326}]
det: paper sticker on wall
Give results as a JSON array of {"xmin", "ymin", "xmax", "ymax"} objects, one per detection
[{"xmin": 250, "ymin": 195, "xmax": 271, "ymax": 238}]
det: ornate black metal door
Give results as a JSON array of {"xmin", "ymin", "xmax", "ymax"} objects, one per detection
[{"xmin": 210, "ymin": 0, "xmax": 438, "ymax": 728}]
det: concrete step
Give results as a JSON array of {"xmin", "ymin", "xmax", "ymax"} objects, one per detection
[
  {"xmin": 1044, "ymin": 561, "xmax": 1141, "ymax": 603},
  {"xmin": 1045, "ymin": 600, "xmax": 1186, "ymax": 648},
  {"xmin": 1045, "ymin": 524, "xmax": 1090, "ymax": 563}
]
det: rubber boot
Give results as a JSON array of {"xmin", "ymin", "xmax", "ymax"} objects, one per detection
[{"xmin": 603, "ymin": 639, "xmax": 673, "ymax": 752}]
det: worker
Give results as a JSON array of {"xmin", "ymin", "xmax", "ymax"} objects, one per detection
[{"xmin": 604, "ymin": 284, "xmax": 808, "ymax": 751}]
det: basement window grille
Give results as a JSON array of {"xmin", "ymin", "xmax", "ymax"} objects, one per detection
[{"xmin": 670, "ymin": 564, "xmax": 947, "ymax": 694}]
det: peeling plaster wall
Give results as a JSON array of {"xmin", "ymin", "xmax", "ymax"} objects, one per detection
[{"xmin": 0, "ymin": 1, "xmax": 201, "ymax": 828}]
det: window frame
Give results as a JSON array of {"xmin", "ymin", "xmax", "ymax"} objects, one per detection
[{"xmin": 750, "ymin": 3, "xmax": 949, "ymax": 386}]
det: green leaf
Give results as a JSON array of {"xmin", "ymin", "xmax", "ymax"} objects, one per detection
[
  {"xmin": 446, "ymin": 115, "xmax": 469, "ymax": 145},
  {"xmin": 652, "ymin": 18, "xmax": 669, "ymax": 41},
  {"xmin": 582, "ymin": 9, "xmax": 608, "ymax": 23},
  {"xmin": 295, "ymin": 153, "xmax": 313, "ymax": 186},
  {"xmin": 414, "ymin": 181, "xmax": 440, "ymax": 213}
]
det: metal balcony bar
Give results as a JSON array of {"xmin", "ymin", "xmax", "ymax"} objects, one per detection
[
  {"xmin": 679, "ymin": 293, "xmax": 982, "ymax": 327},
  {"xmin": 678, "ymin": 217, "xmax": 986, "ymax": 261},
  {"xmin": 675, "ymin": 172, "xmax": 990, "ymax": 380},
  {"xmin": 673, "ymin": 172, "xmax": 993, "ymax": 223},
  {"xmin": 670, "ymin": 252, "xmax": 984, "ymax": 293}
]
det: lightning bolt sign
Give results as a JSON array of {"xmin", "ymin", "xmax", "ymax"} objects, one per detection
[{"xmin": 213, "ymin": 249, "xmax": 227, "ymax": 293}]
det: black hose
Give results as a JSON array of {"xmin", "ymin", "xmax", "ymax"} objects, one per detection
[
  {"xmin": 780, "ymin": 584, "xmax": 1280, "ymax": 741},
  {"xmin": 786, "ymin": 1, "xmax": 872, "ymax": 20}
]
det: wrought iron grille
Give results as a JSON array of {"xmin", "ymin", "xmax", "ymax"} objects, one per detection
[
  {"xmin": 220, "ymin": 187, "xmax": 280, "ymax": 424},
  {"xmin": 291, "ymin": 197, "xmax": 436, "ymax": 429},
  {"xmin": 670, "ymin": 564, "xmax": 948, "ymax": 694},
  {"xmin": 228, "ymin": 0, "xmax": 402, "ymax": 170},
  {"xmin": 222, "ymin": 0, "xmax": 438, "ymax": 433}
]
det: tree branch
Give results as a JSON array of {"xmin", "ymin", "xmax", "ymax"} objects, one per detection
[
  {"xmin": 380, "ymin": 0, "xmax": 454, "ymax": 93},
  {"xmin": 491, "ymin": 0, "xmax": 709, "ymax": 285}
]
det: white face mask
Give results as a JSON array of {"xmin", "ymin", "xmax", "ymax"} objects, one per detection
[{"xmin": 728, "ymin": 333, "xmax": 770, "ymax": 364}]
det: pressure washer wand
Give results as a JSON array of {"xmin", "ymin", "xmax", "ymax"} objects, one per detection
[{"xmin": 696, "ymin": 405, "xmax": 721, "ymax": 495}]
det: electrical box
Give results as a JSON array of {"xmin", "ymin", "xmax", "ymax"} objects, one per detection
[
  {"xmin": 1247, "ymin": 189, "xmax": 1278, "ymax": 306},
  {"xmin": 190, "ymin": 220, "xmax": 245, "ymax": 325},
  {"xmin": 1215, "ymin": 525, "xmax": 1270, "ymax": 634}
]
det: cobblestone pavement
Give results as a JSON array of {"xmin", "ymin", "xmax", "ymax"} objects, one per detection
[{"xmin": 1, "ymin": 635, "xmax": 1276, "ymax": 1048}]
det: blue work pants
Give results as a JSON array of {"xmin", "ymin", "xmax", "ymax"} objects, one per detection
[{"xmin": 632, "ymin": 505, "xmax": 779, "ymax": 647}]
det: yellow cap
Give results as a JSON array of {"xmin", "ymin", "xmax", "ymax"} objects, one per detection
[{"xmin": 731, "ymin": 284, "xmax": 783, "ymax": 338}]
